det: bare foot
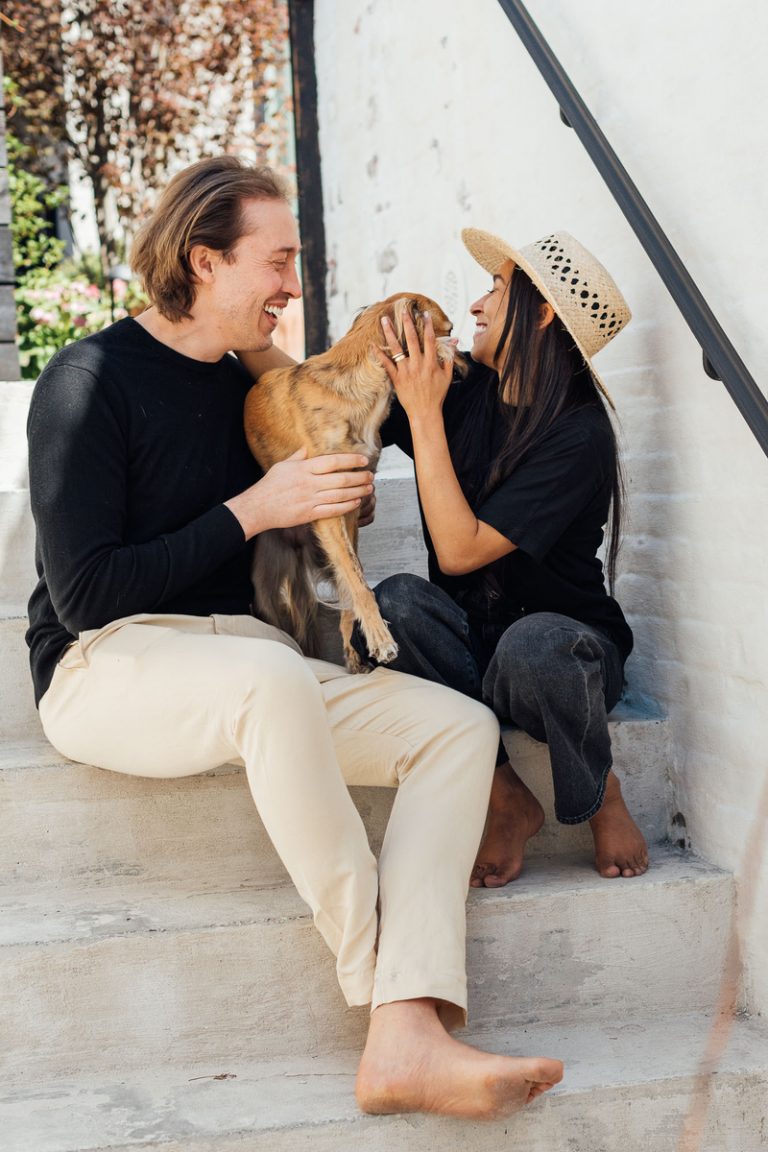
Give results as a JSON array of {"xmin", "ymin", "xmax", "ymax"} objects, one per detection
[
  {"xmin": 471, "ymin": 763, "xmax": 545, "ymax": 887},
  {"xmin": 356, "ymin": 999, "xmax": 563, "ymax": 1118},
  {"xmin": 589, "ymin": 770, "xmax": 649, "ymax": 878}
]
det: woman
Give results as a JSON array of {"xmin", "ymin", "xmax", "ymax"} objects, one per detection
[{"xmin": 370, "ymin": 228, "xmax": 649, "ymax": 886}]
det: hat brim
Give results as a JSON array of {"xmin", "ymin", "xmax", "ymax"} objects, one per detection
[{"xmin": 461, "ymin": 228, "xmax": 615, "ymax": 408}]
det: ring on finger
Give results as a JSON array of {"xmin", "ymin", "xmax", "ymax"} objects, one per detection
[{"xmin": 391, "ymin": 352, "xmax": 407, "ymax": 363}]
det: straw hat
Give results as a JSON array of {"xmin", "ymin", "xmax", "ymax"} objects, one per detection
[{"xmin": 461, "ymin": 229, "xmax": 631, "ymax": 407}]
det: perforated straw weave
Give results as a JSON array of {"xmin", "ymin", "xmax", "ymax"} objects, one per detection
[{"xmin": 461, "ymin": 229, "xmax": 631, "ymax": 407}]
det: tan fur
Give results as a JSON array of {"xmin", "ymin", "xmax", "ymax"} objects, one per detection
[{"xmin": 244, "ymin": 293, "xmax": 461, "ymax": 670}]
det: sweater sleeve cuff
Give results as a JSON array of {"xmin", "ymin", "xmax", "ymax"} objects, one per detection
[{"xmin": 205, "ymin": 502, "xmax": 249, "ymax": 552}]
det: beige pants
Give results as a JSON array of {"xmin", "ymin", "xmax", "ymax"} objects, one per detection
[{"xmin": 39, "ymin": 613, "xmax": 498, "ymax": 1023}]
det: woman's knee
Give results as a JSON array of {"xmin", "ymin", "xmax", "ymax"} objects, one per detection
[
  {"xmin": 492, "ymin": 613, "xmax": 602, "ymax": 692},
  {"xmin": 374, "ymin": 573, "xmax": 433, "ymax": 620}
]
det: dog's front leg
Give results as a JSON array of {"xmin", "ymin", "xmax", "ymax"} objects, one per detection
[{"xmin": 311, "ymin": 514, "xmax": 398, "ymax": 670}]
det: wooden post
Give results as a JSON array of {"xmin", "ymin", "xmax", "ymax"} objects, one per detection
[
  {"xmin": 287, "ymin": 0, "xmax": 329, "ymax": 355},
  {"xmin": 0, "ymin": 53, "xmax": 21, "ymax": 379}
]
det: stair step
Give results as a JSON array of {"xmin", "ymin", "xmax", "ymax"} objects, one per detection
[
  {"xmin": 0, "ymin": 846, "xmax": 732, "ymax": 1079},
  {"xmin": 0, "ymin": 492, "xmax": 35, "ymax": 617},
  {"xmin": 0, "ymin": 616, "xmax": 37, "ymax": 739},
  {"xmin": 1, "ymin": 1012, "xmax": 765, "ymax": 1151},
  {"xmin": 0, "ymin": 705, "xmax": 672, "ymax": 889},
  {"xmin": 0, "ymin": 381, "xmax": 33, "ymax": 492}
]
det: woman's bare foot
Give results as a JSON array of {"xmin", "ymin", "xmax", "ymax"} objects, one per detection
[
  {"xmin": 471, "ymin": 763, "xmax": 545, "ymax": 887},
  {"xmin": 356, "ymin": 999, "xmax": 563, "ymax": 1118},
  {"xmin": 589, "ymin": 770, "xmax": 649, "ymax": 877}
]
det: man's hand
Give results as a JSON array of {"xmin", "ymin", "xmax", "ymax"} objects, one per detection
[{"xmin": 225, "ymin": 448, "xmax": 374, "ymax": 539}]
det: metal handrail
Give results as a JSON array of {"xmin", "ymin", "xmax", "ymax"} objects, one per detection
[{"xmin": 497, "ymin": 0, "xmax": 768, "ymax": 459}]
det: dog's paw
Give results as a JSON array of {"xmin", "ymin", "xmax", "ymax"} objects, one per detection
[
  {"xmin": 370, "ymin": 641, "xmax": 398, "ymax": 665},
  {"xmin": 344, "ymin": 646, "xmax": 371, "ymax": 674}
]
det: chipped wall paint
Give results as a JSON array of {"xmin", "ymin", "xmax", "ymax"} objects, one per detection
[{"xmin": 314, "ymin": 0, "xmax": 768, "ymax": 1013}]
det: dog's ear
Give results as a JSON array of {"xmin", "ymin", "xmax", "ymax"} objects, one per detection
[{"xmin": 390, "ymin": 297, "xmax": 426, "ymax": 351}]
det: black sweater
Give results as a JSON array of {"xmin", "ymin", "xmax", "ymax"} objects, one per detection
[{"xmin": 26, "ymin": 318, "xmax": 262, "ymax": 705}]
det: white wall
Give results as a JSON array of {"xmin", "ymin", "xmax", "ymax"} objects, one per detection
[{"xmin": 314, "ymin": 0, "xmax": 768, "ymax": 1011}]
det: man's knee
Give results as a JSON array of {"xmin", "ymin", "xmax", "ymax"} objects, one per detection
[
  {"xmin": 230, "ymin": 639, "xmax": 320, "ymax": 706},
  {"xmin": 410, "ymin": 679, "xmax": 500, "ymax": 761}
]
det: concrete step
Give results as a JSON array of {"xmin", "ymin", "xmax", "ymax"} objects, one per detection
[
  {"xmin": 0, "ymin": 703, "xmax": 672, "ymax": 889},
  {"xmin": 0, "ymin": 616, "xmax": 38, "ymax": 739},
  {"xmin": 0, "ymin": 845, "xmax": 732, "ymax": 1080},
  {"xmin": 1, "ymin": 1012, "xmax": 765, "ymax": 1151},
  {"xmin": 0, "ymin": 491, "xmax": 35, "ymax": 617}
]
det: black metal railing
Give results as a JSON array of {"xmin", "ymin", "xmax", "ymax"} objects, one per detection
[{"xmin": 498, "ymin": 0, "xmax": 768, "ymax": 459}]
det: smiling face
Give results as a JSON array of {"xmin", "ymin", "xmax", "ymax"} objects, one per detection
[
  {"xmin": 469, "ymin": 258, "xmax": 515, "ymax": 369},
  {"xmin": 201, "ymin": 197, "xmax": 302, "ymax": 352}
]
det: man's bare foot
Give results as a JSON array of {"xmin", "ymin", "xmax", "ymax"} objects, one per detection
[
  {"xmin": 471, "ymin": 762, "xmax": 545, "ymax": 887},
  {"xmin": 589, "ymin": 770, "xmax": 649, "ymax": 878},
  {"xmin": 356, "ymin": 999, "xmax": 563, "ymax": 1118}
]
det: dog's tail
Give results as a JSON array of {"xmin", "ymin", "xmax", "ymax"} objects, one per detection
[{"xmin": 251, "ymin": 528, "xmax": 325, "ymax": 657}]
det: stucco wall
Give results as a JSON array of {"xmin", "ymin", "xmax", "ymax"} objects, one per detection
[{"xmin": 313, "ymin": 0, "xmax": 768, "ymax": 1011}]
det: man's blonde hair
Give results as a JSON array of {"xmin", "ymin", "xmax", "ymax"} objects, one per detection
[{"xmin": 131, "ymin": 156, "xmax": 289, "ymax": 322}]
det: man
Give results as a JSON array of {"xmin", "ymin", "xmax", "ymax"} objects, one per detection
[{"xmin": 26, "ymin": 156, "xmax": 562, "ymax": 1117}]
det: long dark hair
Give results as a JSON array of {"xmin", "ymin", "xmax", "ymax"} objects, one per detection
[{"xmin": 482, "ymin": 266, "xmax": 625, "ymax": 591}]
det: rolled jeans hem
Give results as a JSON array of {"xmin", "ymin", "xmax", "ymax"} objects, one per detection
[{"xmin": 556, "ymin": 760, "xmax": 612, "ymax": 825}]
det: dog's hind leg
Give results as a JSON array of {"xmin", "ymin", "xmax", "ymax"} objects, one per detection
[{"xmin": 311, "ymin": 515, "xmax": 398, "ymax": 669}]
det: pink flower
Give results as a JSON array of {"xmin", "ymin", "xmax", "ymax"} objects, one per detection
[
  {"xmin": 73, "ymin": 315, "xmax": 87, "ymax": 328},
  {"xmin": 30, "ymin": 308, "xmax": 57, "ymax": 325},
  {"xmin": 85, "ymin": 283, "xmax": 101, "ymax": 299},
  {"xmin": 111, "ymin": 279, "xmax": 127, "ymax": 300}
]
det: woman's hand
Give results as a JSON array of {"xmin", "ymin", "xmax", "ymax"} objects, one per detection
[{"xmin": 376, "ymin": 310, "xmax": 454, "ymax": 425}]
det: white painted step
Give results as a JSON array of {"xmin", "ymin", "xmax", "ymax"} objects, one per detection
[
  {"xmin": 0, "ymin": 846, "xmax": 732, "ymax": 1080},
  {"xmin": 1, "ymin": 1012, "xmax": 765, "ymax": 1151},
  {"xmin": 0, "ymin": 381, "xmax": 32, "ymax": 492},
  {"xmin": 0, "ymin": 491, "xmax": 34, "ymax": 617},
  {"xmin": 0, "ymin": 383, "xmax": 35, "ymax": 615}
]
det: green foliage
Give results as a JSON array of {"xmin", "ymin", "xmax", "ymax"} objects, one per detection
[
  {"xmin": 7, "ymin": 133, "xmax": 68, "ymax": 275},
  {"xmin": 4, "ymin": 78, "xmax": 68, "ymax": 275}
]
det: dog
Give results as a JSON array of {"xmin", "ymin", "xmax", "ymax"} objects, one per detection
[{"xmin": 244, "ymin": 293, "xmax": 461, "ymax": 671}]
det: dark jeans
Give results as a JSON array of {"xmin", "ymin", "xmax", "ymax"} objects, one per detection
[{"xmin": 360, "ymin": 573, "xmax": 625, "ymax": 825}]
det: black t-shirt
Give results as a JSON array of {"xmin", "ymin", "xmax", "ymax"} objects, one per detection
[
  {"xmin": 26, "ymin": 317, "xmax": 262, "ymax": 705},
  {"xmin": 382, "ymin": 358, "xmax": 633, "ymax": 661}
]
